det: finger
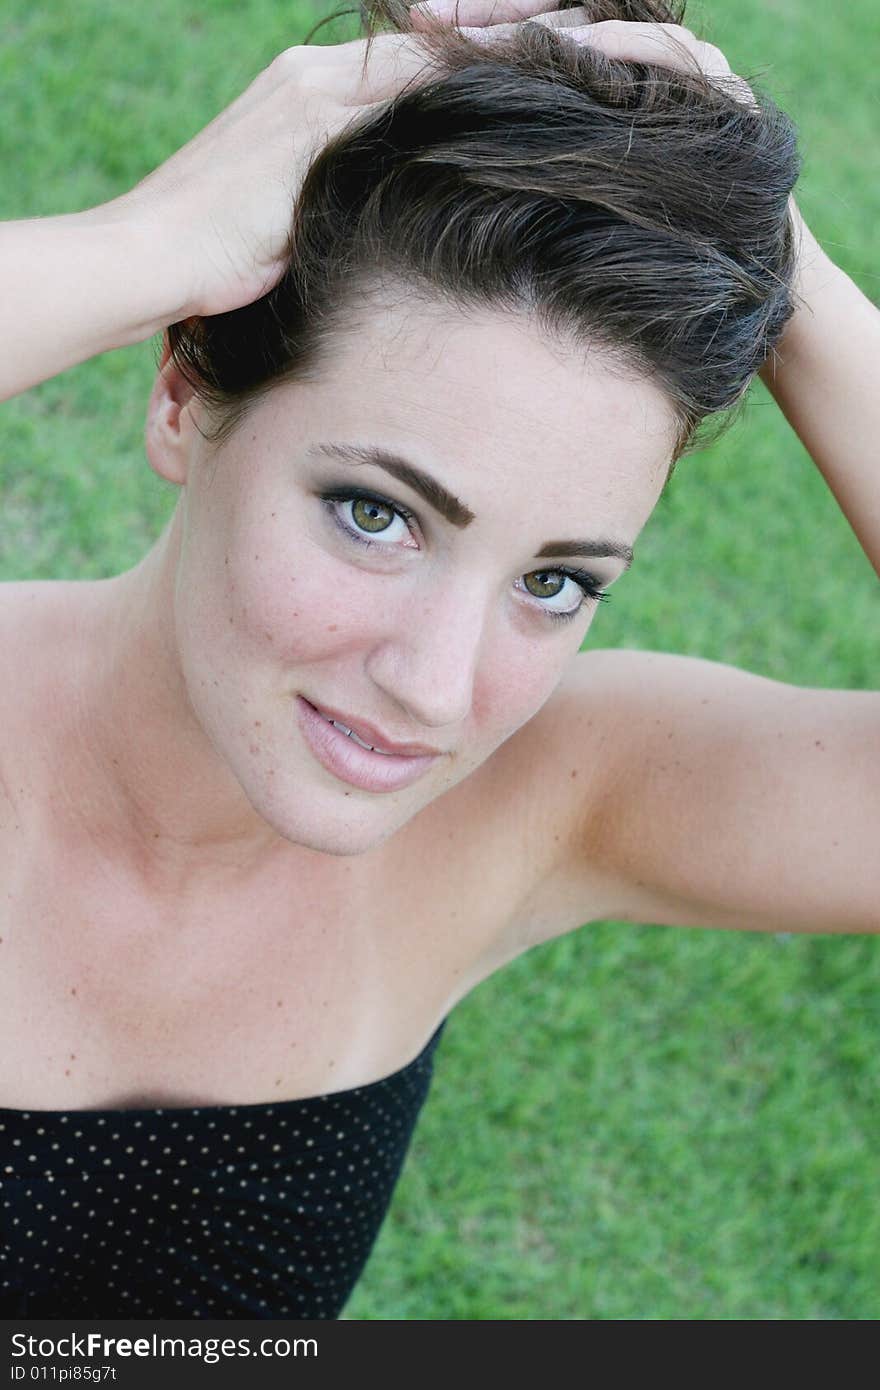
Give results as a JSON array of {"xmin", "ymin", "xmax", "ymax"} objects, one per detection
[
  {"xmin": 312, "ymin": 33, "xmax": 445, "ymax": 105},
  {"xmin": 455, "ymin": 18, "xmax": 756, "ymax": 104},
  {"xmin": 409, "ymin": 0, "xmax": 565, "ymax": 28},
  {"xmin": 407, "ymin": 3, "xmax": 707, "ymax": 78},
  {"xmin": 458, "ymin": 18, "xmax": 717, "ymax": 78}
]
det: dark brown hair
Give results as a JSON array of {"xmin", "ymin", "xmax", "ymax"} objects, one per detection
[{"xmin": 167, "ymin": 0, "xmax": 801, "ymax": 467}]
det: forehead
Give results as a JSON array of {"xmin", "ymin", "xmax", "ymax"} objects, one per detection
[{"xmin": 277, "ymin": 287, "xmax": 675, "ymax": 535}]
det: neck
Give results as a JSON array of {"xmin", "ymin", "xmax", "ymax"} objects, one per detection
[{"xmin": 55, "ymin": 515, "xmax": 295, "ymax": 894}]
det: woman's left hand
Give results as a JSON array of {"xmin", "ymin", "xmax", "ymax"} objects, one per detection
[
  {"xmin": 409, "ymin": 1, "xmax": 816, "ymax": 316},
  {"xmin": 409, "ymin": 4, "xmax": 880, "ymax": 580},
  {"xmin": 410, "ymin": 1, "xmax": 757, "ymax": 106}
]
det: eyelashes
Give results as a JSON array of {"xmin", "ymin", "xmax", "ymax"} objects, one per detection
[
  {"xmin": 526, "ymin": 567, "xmax": 609, "ymax": 622},
  {"xmin": 319, "ymin": 486, "xmax": 610, "ymax": 622}
]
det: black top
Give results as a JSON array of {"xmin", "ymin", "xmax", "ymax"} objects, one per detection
[{"xmin": 0, "ymin": 1020, "xmax": 446, "ymax": 1319}]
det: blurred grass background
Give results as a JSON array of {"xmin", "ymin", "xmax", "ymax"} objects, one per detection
[{"xmin": 1, "ymin": 0, "xmax": 877, "ymax": 1319}]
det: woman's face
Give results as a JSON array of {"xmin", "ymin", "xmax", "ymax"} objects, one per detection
[{"xmin": 149, "ymin": 293, "xmax": 674, "ymax": 857}]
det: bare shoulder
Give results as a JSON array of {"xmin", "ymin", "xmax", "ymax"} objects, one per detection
[
  {"xmin": 0, "ymin": 582, "xmax": 46, "ymax": 756},
  {"xmin": 0, "ymin": 577, "xmax": 79, "ymax": 646},
  {"xmin": 0, "ymin": 580, "xmax": 85, "ymax": 810},
  {"xmin": 453, "ymin": 647, "xmax": 634, "ymax": 972},
  {"xmin": 498, "ymin": 646, "xmax": 880, "ymax": 949}
]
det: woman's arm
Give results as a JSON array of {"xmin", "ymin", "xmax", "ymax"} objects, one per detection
[
  {"xmin": 427, "ymin": 7, "xmax": 878, "ymax": 939},
  {"xmin": 759, "ymin": 204, "xmax": 880, "ymax": 577},
  {"xmin": 412, "ymin": 5, "xmax": 880, "ymax": 573},
  {"xmin": 527, "ymin": 197, "xmax": 880, "ymax": 939},
  {"xmin": 0, "ymin": 35, "xmax": 439, "ymax": 403},
  {"xmin": 510, "ymin": 208, "xmax": 879, "ymax": 939},
  {"xmin": 0, "ymin": 208, "xmax": 190, "ymax": 401},
  {"xmin": 583, "ymin": 205, "xmax": 879, "ymax": 936}
]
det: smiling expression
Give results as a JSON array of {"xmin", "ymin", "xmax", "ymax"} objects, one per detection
[{"xmin": 148, "ymin": 288, "xmax": 674, "ymax": 856}]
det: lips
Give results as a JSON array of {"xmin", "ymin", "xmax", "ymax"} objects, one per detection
[
  {"xmin": 302, "ymin": 699, "xmax": 442, "ymax": 759},
  {"xmin": 316, "ymin": 709, "xmax": 392, "ymax": 756},
  {"xmin": 305, "ymin": 700, "xmax": 392, "ymax": 755},
  {"xmin": 296, "ymin": 696, "xmax": 442, "ymax": 794}
]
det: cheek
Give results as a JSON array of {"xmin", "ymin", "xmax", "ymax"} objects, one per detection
[
  {"xmin": 224, "ymin": 535, "xmax": 385, "ymax": 670},
  {"xmin": 469, "ymin": 628, "xmax": 574, "ymax": 751},
  {"xmin": 178, "ymin": 492, "xmax": 586, "ymax": 745}
]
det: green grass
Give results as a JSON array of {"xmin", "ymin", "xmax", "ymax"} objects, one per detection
[{"xmin": 1, "ymin": 0, "xmax": 877, "ymax": 1320}]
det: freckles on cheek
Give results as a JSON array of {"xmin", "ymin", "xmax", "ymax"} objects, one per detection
[
  {"xmin": 478, "ymin": 644, "xmax": 564, "ymax": 742},
  {"xmin": 242, "ymin": 554, "xmax": 378, "ymax": 665}
]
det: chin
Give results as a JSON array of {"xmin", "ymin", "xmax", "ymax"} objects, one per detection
[
  {"xmin": 257, "ymin": 784, "xmax": 415, "ymax": 859},
  {"xmin": 284, "ymin": 819, "xmax": 398, "ymax": 858}
]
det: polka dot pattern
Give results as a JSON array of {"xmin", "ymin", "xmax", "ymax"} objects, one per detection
[{"xmin": 0, "ymin": 1021, "xmax": 445, "ymax": 1319}]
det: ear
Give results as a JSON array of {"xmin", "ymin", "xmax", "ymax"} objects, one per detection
[{"xmin": 145, "ymin": 337, "xmax": 200, "ymax": 487}]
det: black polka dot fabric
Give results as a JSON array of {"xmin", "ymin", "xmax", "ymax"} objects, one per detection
[{"xmin": 0, "ymin": 1020, "xmax": 445, "ymax": 1319}]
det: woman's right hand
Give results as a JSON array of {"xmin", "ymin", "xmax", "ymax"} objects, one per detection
[{"xmin": 113, "ymin": 34, "xmax": 442, "ymax": 320}]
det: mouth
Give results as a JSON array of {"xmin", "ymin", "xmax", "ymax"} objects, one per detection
[
  {"xmin": 296, "ymin": 696, "xmax": 442, "ymax": 795},
  {"xmin": 314, "ymin": 709, "xmax": 393, "ymax": 756},
  {"xmin": 303, "ymin": 698, "xmax": 443, "ymax": 759}
]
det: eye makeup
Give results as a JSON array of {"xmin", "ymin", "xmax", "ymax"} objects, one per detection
[{"xmin": 317, "ymin": 485, "xmax": 610, "ymax": 622}]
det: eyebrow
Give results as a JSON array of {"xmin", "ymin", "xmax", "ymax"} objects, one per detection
[{"xmin": 307, "ymin": 441, "xmax": 634, "ymax": 570}]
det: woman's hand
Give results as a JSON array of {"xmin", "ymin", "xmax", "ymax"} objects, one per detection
[
  {"xmin": 410, "ymin": 3, "xmax": 818, "ymax": 338},
  {"xmin": 0, "ymin": 32, "xmax": 445, "ymax": 399},
  {"xmin": 411, "ymin": 1, "xmax": 758, "ymax": 105},
  {"xmin": 113, "ymin": 34, "xmax": 443, "ymax": 319},
  {"xmin": 410, "ymin": 3, "xmax": 880, "ymax": 578}
]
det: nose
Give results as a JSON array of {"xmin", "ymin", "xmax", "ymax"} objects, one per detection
[{"xmin": 365, "ymin": 577, "xmax": 489, "ymax": 733}]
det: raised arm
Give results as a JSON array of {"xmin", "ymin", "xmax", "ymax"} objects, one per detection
[
  {"xmin": 410, "ymin": 5, "xmax": 880, "ymax": 577},
  {"xmin": 0, "ymin": 35, "xmax": 440, "ymax": 402},
  {"xmin": 759, "ymin": 205, "xmax": 880, "ymax": 577},
  {"xmin": 515, "ymin": 199, "xmax": 880, "ymax": 938},
  {"xmin": 0, "ymin": 208, "xmax": 189, "ymax": 401},
  {"xmin": 595, "ymin": 218, "xmax": 878, "ymax": 933},
  {"xmin": 428, "ymin": 5, "xmax": 879, "ymax": 939}
]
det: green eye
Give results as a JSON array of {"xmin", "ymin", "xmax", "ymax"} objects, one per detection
[
  {"xmin": 519, "ymin": 566, "xmax": 608, "ymax": 621},
  {"xmin": 352, "ymin": 498, "xmax": 394, "ymax": 534},
  {"xmin": 523, "ymin": 571, "xmax": 565, "ymax": 599}
]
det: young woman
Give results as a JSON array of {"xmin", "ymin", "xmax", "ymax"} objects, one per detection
[{"xmin": 0, "ymin": 0, "xmax": 876, "ymax": 1319}]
